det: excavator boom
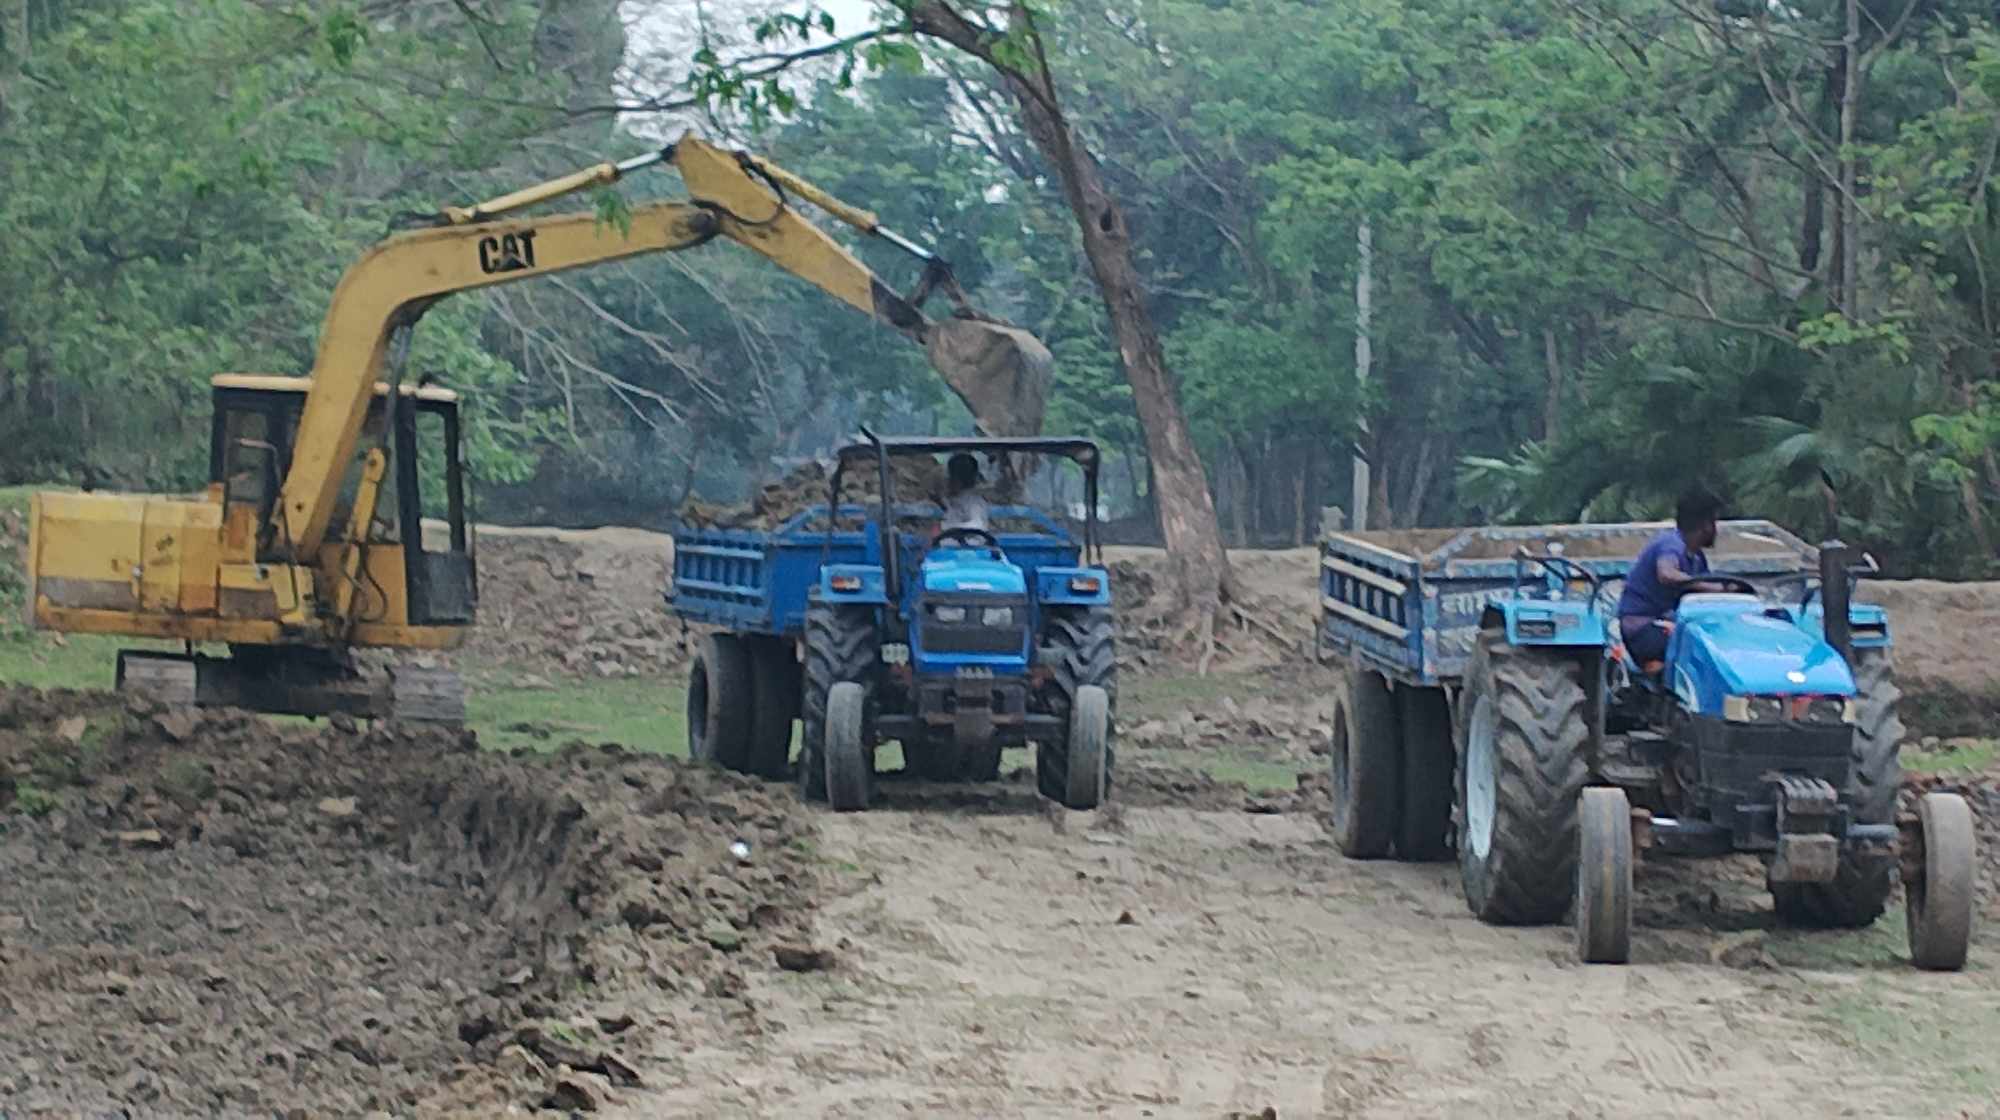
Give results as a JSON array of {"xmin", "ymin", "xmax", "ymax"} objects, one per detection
[{"xmin": 279, "ymin": 134, "xmax": 1048, "ymax": 558}]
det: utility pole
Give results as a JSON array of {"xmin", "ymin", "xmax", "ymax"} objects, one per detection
[{"xmin": 1351, "ymin": 218, "xmax": 1372, "ymax": 532}]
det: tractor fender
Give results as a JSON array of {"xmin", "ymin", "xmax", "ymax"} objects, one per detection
[
  {"xmin": 1480, "ymin": 599, "xmax": 1606, "ymax": 649},
  {"xmin": 819, "ymin": 564, "xmax": 889, "ymax": 604},
  {"xmin": 1035, "ymin": 565, "xmax": 1113, "ymax": 607}
]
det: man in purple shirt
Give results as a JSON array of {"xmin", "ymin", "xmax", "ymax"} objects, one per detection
[{"xmin": 1617, "ymin": 488, "xmax": 1728, "ymax": 667}]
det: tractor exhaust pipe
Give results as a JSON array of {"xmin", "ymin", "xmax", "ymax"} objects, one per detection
[{"xmin": 1820, "ymin": 539, "xmax": 1852, "ymax": 662}]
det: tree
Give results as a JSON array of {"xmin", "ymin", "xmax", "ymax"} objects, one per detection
[{"xmin": 677, "ymin": 0, "xmax": 1234, "ymax": 620}]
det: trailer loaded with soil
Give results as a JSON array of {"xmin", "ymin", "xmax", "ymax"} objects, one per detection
[
  {"xmin": 669, "ymin": 433, "xmax": 1117, "ymax": 812},
  {"xmin": 1317, "ymin": 519, "xmax": 1973, "ymax": 967}
]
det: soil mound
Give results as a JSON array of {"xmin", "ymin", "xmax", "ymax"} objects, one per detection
[
  {"xmin": 1858, "ymin": 579, "xmax": 2000, "ymax": 736},
  {"xmin": 677, "ymin": 457, "xmax": 952, "ymax": 532},
  {"xmin": 1105, "ymin": 547, "xmax": 1319, "ymax": 672},
  {"xmin": 463, "ymin": 528, "xmax": 683, "ymax": 680},
  {"xmin": 0, "ymin": 687, "xmax": 818, "ymax": 1115}
]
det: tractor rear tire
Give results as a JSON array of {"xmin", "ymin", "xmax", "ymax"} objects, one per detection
[
  {"xmin": 1907, "ymin": 792, "xmax": 1974, "ymax": 971},
  {"xmin": 1456, "ymin": 633, "xmax": 1590, "ymax": 925},
  {"xmin": 824, "ymin": 682, "xmax": 872, "ymax": 812},
  {"xmin": 1330, "ymin": 666, "xmax": 1400, "ymax": 859},
  {"xmin": 1396, "ymin": 684, "xmax": 1455, "ymax": 862},
  {"xmin": 800, "ymin": 597, "xmax": 878, "ymax": 805},
  {"xmin": 747, "ymin": 639, "xmax": 800, "ymax": 780},
  {"xmin": 1037, "ymin": 606, "xmax": 1116, "ymax": 807},
  {"xmin": 1576, "ymin": 786, "xmax": 1634, "ymax": 964},
  {"xmin": 688, "ymin": 634, "xmax": 754, "ymax": 772},
  {"xmin": 1772, "ymin": 647, "xmax": 1904, "ymax": 928}
]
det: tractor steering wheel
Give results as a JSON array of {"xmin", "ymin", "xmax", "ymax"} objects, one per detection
[
  {"xmin": 934, "ymin": 526, "xmax": 1001, "ymax": 552},
  {"xmin": 1697, "ymin": 575, "xmax": 1759, "ymax": 597}
]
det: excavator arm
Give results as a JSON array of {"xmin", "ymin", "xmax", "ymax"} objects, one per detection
[{"xmin": 276, "ymin": 133, "xmax": 1052, "ymax": 559}]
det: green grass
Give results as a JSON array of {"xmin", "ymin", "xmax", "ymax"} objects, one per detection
[
  {"xmin": 1902, "ymin": 739, "xmax": 2000, "ymax": 778},
  {"xmin": 1121, "ymin": 669, "xmax": 1295, "ymax": 721},
  {"xmin": 1811, "ymin": 978, "xmax": 2000, "ymax": 1099},
  {"xmin": 466, "ymin": 668, "xmax": 687, "ymax": 755},
  {"xmin": 1141, "ymin": 744, "xmax": 1300, "ymax": 792},
  {"xmin": 0, "ymin": 631, "xmax": 164, "ymax": 691},
  {"xmin": 1762, "ymin": 908, "xmax": 1910, "ymax": 971}
]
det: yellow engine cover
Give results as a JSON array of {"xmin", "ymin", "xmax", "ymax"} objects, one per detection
[
  {"xmin": 30, "ymin": 491, "xmax": 222, "ymax": 617},
  {"xmin": 28, "ymin": 490, "xmax": 465, "ymax": 651}
]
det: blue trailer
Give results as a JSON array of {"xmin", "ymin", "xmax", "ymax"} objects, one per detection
[
  {"xmin": 1317, "ymin": 519, "xmax": 1972, "ymax": 968},
  {"xmin": 668, "ymin": 433, "xmax": 1116, "ymax": 813}
]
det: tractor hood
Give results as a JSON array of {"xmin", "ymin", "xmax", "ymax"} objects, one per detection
[
  {"xmin": 1675, "ymin": 595, "xmax": 1856, "ymax": 710},
  {"xmin": 919, "ymin": 547, "xmax": 1026, "ymax": 596}
]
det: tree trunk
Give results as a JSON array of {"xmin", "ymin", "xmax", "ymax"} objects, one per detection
[
  {"xmin": 907, "ymin": 2, "xmax": 1230, "ymax": 607},
  {"xmin": 1835, "ymin": 0, "xmax": 1861, "ymax": 315},
  {"xmin": 1351, "ymin": 218, "xmax": 1373, "ymax": 532},
  {"xmin": 1292, "ymin": 446, "xmax": 1308, "ymax": 547},
  {"xmin": 1541, "ymin": 326, "xmax": 1563, "ymax": 444},
  {"xmin": 1226, "ymin": 439, "xmax": 1247, "ymax": 547},
  {"xmin": 1251, "ymin": 432, "xmax": 1269, "ymax": 545}
]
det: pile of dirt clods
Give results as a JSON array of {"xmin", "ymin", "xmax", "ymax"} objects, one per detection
[{"xmin": 0, "ymin": 687, "xmax": 819, "ymax": 1116}]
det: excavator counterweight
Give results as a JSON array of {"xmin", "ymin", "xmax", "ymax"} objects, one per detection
[{"xmin": 25, "ymin": 132, "xmax": 1052, "ymax": 722}]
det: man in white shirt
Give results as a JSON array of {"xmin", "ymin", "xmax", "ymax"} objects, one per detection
[{"xmin": 940, "ymin": 451, "xmax": 991, "ymax": 532}]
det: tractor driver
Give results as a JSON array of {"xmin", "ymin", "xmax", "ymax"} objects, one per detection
[
  {"xmin": 1616, "ymin": 487, "xmax": 1728, "ymax": 669},
  {"xmin": 940, "ymin": 451, "xmax": 991, "ymax": 533}
]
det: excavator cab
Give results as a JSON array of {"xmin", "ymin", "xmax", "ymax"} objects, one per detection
[{"xmin": 209, "ymin": 374, "xmax": 476, "ymax": 627}]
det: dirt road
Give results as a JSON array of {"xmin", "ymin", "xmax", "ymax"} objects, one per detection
[{"xmin": 625, "ymin": 781, "xmax": 1993, "ymax": 1119}]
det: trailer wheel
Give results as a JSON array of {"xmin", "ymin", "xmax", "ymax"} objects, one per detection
[
  {"xmin": 1576, "ymin": 786, "xmax": 1633, "ymax": 964},
  {"xmin": 1395, "ymin": 684, "xmax": 1454, "ymax": 861},
  {"xmin": 1907, "ymin": 792, "xmax": 1974, "ymax": 971},
  {"xmin": 800, "ymin": 597, "xmax": 878, "ymax": 804},
  {"xmin": 1456, "ymin": 633, "xmax": 1589, "ymax": 924},
  {"xmin": 688, "ymin": 634, "xmax": 754, "ymax": 772},
  {"xmin": 823, "ymin": 682, "xmax": 872, "ymax": 812},
  {"xmin": 1037, "ymin": 606, "xmax": 1116, "ymax": 807},
  {"xmin": 1773, "ymin": 647, "xmax": 1903, "ymax": 928},
  {"xmin": 747, "ymin": 639, "xmax": 801, "ymax": 781},
  {"xmin": 1330, "ymin": 666, "xmax": 1399, "ymax": 859}
]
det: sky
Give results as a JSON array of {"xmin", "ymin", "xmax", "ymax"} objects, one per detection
[{"xmin": 617, "ymin": 0, "xmax": 882, "ymax": 138}]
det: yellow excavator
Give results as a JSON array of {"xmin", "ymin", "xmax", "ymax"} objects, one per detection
[{"xmin": 23, "ymin": 133, "xmax": 1053, "ymax": 722}]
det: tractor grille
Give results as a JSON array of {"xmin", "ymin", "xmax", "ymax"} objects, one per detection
[
  {"xmin": 1691, "ymin": 716, "xmax": 1853, "ymax": 817},
  {"xmin": 920, "ymin": 594, "xmax": 1030, "ymax": 656}
]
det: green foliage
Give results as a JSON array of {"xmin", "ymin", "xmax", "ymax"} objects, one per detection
[
  {"xmin": 8, "ymin": 0, "xmax": 2000, "ymax": 576},
  {"xmin": 10, "ymin": 785, "xmax": 60, "ymax": 818}
]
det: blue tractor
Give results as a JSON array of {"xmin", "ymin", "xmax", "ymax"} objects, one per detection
[
  {"xmin": 668, "ymin": 433, "xmax": 1116, "ymax": 812},
  {"xmin": 1318, "ymin": 522, "xmax": 1973, "ymax": 968}
]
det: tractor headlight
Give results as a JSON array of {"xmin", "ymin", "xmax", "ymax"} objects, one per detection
[
  {"xmin": 981, "ymin": 606, "xmax": 1014, "ymax": 627},
  {"xmin": 1804, "ymin": 696, "xmax": 1850, "ymax": 725},
  {"xmin": 933, "ymin": 605, "xmax": 966, "ymax": 623},
  {"xmin": 1723, "ymin": 695, "xmax": 1785, "ymax": 723}
]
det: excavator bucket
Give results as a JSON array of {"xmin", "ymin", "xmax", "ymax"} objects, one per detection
[{"xmin": 924, "ymin": 317, "xmax": 1055, "ymax": 438}]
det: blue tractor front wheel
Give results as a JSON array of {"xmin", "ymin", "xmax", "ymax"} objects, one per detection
[
  {"xmin": 824, "ymin": 682, "xmax": 872, "ymax": 812},
  {"xmin": 1037, "ymin": 606, "xmax": 1116, "ymax": 809},
  {"xmin": 800, "ymin": 596, "xmax": 878, "ymax": 805}
]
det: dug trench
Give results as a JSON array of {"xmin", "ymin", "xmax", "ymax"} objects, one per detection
[{"xmin": 0, "ymin": 687, "xmax": 820, "ymax": 1116}]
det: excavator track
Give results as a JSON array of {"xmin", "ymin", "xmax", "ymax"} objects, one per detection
[
  {"xmin": 116, "ymin": 650, "xmax": 200, "ymax": 706},
  {"xmin": 114, "ymin": 649, "xmax": 464, "ymax": 725},
  {"xmin": 387, "ymin": 666, "xmax": 466, "ymax": 724}
]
